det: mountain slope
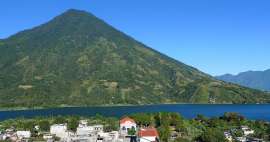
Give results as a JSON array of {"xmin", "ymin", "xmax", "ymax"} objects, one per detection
[
  {"xmin": 0, "ymin": 9, "xmax": 269, "ymax": 108},
  {"xmin": 217, "ymin": 69, "xmax": 270, "ymax": 91}
]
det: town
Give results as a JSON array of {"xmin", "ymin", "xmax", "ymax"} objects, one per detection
[
  {"xmin": 0, "ymin": 112, "xmax": 269, "ymax": 142},
  {"xmin": 2, "ymin": 116, "xmax": 157, "ymax": 142}
]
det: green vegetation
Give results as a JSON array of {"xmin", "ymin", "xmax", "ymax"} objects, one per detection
[
  {"xmin": 196, "ymin": 128, "xmax": 226, "ymax": 142},
  {"xmin": 131, "ymin": 112, "xmax": 270, "ymax": 142},
  {"xmin": 38, "ymin": 120, "xmax": 50, "ymax": 131},
  {"xmin": 67, "ymin": 116, "xmax": 79, "ymax": 131},
  {"xmin": 0, "ymin": 9, "xmax": 270, "ymax": 108},
  {"xmin": 0, "ymin": 112, "xmax": 270, "ymax": 142},
  {"xmin": 128, "ymin": 127, "xmax": 136, "ymax": 136}
]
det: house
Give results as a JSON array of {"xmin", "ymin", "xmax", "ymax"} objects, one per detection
[
  {"xmin": 241, "ymin": 126, "xmax": 254, "ymax": 136},
  {"xmin": 93, "ymin": 125, "xmax": 103, "ymax": 132},
  {"xmin": 50, "ymin": 124, "xmax": 68, "ymax": 138},
  {"xmin": 43, "ymin": 133, "xmax": 53, "ymax": 140},
  {"xmin": 138, "ymin": 128, "xmax": 159, "ymax": 142},
  {"xmin": 108, "ymin": 131, "xmax": 119, "ymax": 141},
  {"xmin": 120, "ymin": 117, "xmax": 137, "ymax": 135},
  {"xmin": 34, "ymin": 125, "xmax": 40, "ymax": 131},
  {"xmin": 68, "ymin": 136, "xmax": 91, "ymax": 142},
  {"xmin": 16, "ymin": 131, "xmax": 31, "ymax": 139},
  {"xmin": 0, "ymin": 134, "xmax": 4, "ymax": 141},
  {"xmin": 1, "ymin": 134, "xmax": 7, "ymax": 141},
  {"xmin": 170, "ymin": 131, "xmax": 184, "ymax": 141},
  {"xmin": 97, "ymin": 131, "xmax": 119, "ymax": 142},
  {"xmin": 77, "ymin": 126, "xmax": 94, "ymax": 136},
  {"xmin": 77, "ymin": 124, "xmax": 104, "ymax": 136},
  {"xmin": 79, "ymin": 120, "xmax": 88, "ymax": 127},
  {"xmin": 9, "ymin": 135, "xmax": 18, "ymax": 142},
  {"xmin": 236, "ymin": 137, "xmax": 247, "ymax": 142},
  {"xmin": 224, "ymin": 131, "xmax": 233, "ymax": 142},
  {"xmin": 77, "ymin": 120, "xmax": 103, "ymax": 136},
  {"xmin": 247, "ymin": 137, "xmax": 264, "ymax": 142}
]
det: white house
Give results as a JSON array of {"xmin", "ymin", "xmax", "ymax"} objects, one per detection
[
  {"xmin": 1, "ymin": 134, "xmax": 7, "ymax": 141},
  {"xmin": 77, "ymin": 124, "xmax": 103, "ymax": 136},
  {"xmin": 224, "ymin": 132, "xmax": 233, "ymax": 142},
  {"xmin": 77, "ymin": 120, "xmax": 93, "ymax": 136},
  {"xmin": 97, "ymin": 131, "xmax": 119, "ymax": 142},
  {"xmin": 138, "ymin": 128, "xmax": 159, "ymax": 142},
  {"xmin": 50, "ymin": 124, "xmax": 68, "ymax": 138},
  {"xmin": 0, "ymin": 134, "xmax": 4, "ymax": 141},
  {"xmin": 236, "ymin": 137, "xmax": 247, "ymax": 142},
  {"xmin": 78, "ymin": 120, "xmax": 88, "ymax": 127},
  {"xmin": 241, "ymin": 126, "xmax": 254, "ymax": 136},
  {"xmin": 77, "ymin": 126, "xmax": 93, "ymax": 136},
  {"xmin": 108, "ymin": 131, "xmax": 119, "ymax": 142},
  {"xmin": 16, "ymin": 131, "xmax": 31, "ymax": 139},
  {"xmin": 43, "ymin": 133, "xmax": 53, "ymax": 140},
  {"xmin": 119, "ymin": 117, "xmax": 136, "ymax": 134},
  {"xmin": 93, "ymin": 125, "xmax": 103, "ymax": 132},
  {"xmin": 34, "ymin": 125, "xmax": 40, "ymax": 131}
]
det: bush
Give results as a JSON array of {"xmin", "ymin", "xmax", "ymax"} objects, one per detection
[
  {"xmin": 197, "ymin": 128, "xmax": 226, "ymax": 142},
  {"xmin": 38, "ymin": 120, "xmax": 50, "ymax": 131}
]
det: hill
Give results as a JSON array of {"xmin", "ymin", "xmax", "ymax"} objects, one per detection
[
  {"xmin": 217, "ymin": 69, "xmax": 270, "ymax": 91},
  {"xmin": 0, "ymin": 9, "xmax": 269, "ymax": 108}
]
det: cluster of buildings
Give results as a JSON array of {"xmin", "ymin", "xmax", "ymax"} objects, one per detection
[
  {"xmin": 224, "ymin": 126, "xmax": 263, "ymax": 142},
  {"xmin": 0, "ymin": 127, "xmax": 31, "ymax": 142},
  {"xmin": 49, "ymin": 121, "xmax": 117, "ymax": 142},
  {"xmin": 0, "ymin": 117, "xmax": 159, "ymax": 142}
]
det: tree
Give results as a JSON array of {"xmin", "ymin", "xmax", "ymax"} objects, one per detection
[
  {"xmin": 17, "ymin": 120, "xmax": 35, "ymax": 131},
  {"xmin": 196, "ymin": 114, "xmax": 208, "ymax": 123},
  {"xmin": 154, "ymin": 113, "xmax": 161, "ymax": 127},
  {"xmin": 160, "ymin": 112, "xmax": 170, "ymax": 127},
  {"xmin": 128, "ymin": 127, "xmax": 136, "ymax": 136},
  {"xmin": 104, "ymin": 117, "xmax": 119, "ymax": 132},
  {"xmin": 170, "ymin": 113, "xmax": 183, "ymax": 126},
  {"xmin": 232, "ymin": 129, "xmax": 243, "ymax": 138},
  {"xmin": 158, "ymin": 125, "xmax": 170, "ymax": 142},
  {"xmin": 175, "ymin": 122, "xmax": 187, "ymax": 134},
  {"xmin": 131, "ymin": 113, "xmax": 152, "ymax": 127},
  {"xmin": 174, "ymin": 137, "xmax": 191, "ymax": 142},
  {"xmin": 38, "ymin": 120, "xmax": 50, "ymax": 131},
  {"xmin": 222, "ymin": 112, "xmax": 245, "ymax": 124},
  {"xmin": 208, "ymin": 117, "xmax": 225, "ymax": 128},
  {"xmin": 54, "ymin": 116, "xmax": 66, "ymax": 124},
  {"xmin": 197, "ymin": 128, "xmax": 226, "ymax": 142},
  {"xmin": 68, "ymin": 117, "xmax": 79, "ymax": 132}
]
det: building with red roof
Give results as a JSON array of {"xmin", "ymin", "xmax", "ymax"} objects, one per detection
[
  {"xmin": 138, "ymin": 127, "xmax": 159, "ymax": 142},
  {"xmin": 120, "ymin": 116, "xmax": 136, "ymax": 124},
  {"xmin": 119, "ymin": 117, "xmax": 137, "ymax": 135}
]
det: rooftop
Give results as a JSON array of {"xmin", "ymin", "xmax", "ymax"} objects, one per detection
[
  {"xmin": 120, "ymin": 117, "xmax": 135, "ymax": 124},
  {"xmin": 138, "ymin": 128, "xmax": 159, "ymax": 137}
]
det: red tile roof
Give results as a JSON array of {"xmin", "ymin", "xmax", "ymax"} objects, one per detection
[
  {"xmin": 138, "ymin": 128, "xmax": 159, "ymax": 137},
  {"xmin": 120, "ymin": 117, "xmax": 135, "ymax": 124}
]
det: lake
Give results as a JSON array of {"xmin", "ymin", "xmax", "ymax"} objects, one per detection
[{"xmin": 0, "ymin": 104, "xmax": 270, "ymax": 121}]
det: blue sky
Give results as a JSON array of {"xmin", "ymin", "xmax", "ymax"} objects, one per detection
[{"xmin": 0, "ymin": 0, "xmax": 269, "ymax": 76}]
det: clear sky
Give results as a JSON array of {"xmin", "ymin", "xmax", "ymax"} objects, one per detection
[{"xmin": 0, "ymin": 0, "xmax": 269, "ymax": 76}]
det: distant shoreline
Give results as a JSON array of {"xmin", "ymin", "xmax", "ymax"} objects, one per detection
[{"xmin": 1, "ymin": 103, "xmax": 269, "ymax": 112}]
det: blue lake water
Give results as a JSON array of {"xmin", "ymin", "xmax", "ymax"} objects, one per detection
[{"xmin": 0, "ymin": 104, "xmax": 270, "ymax": 121}]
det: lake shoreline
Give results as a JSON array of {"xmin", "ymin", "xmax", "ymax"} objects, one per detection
[
  {"xmin": 0, "ymin": 102, "xmax": 264, "ymax": 112},
  {"xmin": 1, "ymin": 103, "xmax": 269, "ymax": 112}
]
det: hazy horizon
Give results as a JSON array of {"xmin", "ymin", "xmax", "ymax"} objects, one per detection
[{"xmin": 1, "ymin": 0, "xmax": 269, "ymax": 76}]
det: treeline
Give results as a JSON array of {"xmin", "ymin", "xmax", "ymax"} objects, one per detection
[{"xmin": 131, "ymin": 112, "xmax": 270, "ymax": 142}]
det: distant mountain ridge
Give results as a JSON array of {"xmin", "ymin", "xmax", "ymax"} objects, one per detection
[
  {"xmin": 217, "ymin": 69, "xmax": 270, "ymax": 91},
  {"xmin": 0, "ymin": 9, "xmax": 270, "ymax": 108}
]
